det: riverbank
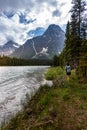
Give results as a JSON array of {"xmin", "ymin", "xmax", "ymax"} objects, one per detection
[{"xmin": 1, "ymin": 67, "xmax": 87, "ymax": 130}]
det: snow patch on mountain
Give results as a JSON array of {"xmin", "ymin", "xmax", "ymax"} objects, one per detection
[
  {"xmin": 32, "ymin": 40, "xmax": 37, "ymax": 55},
  {"xmin": 40, "ymin": 47, "xmax": 48, "ymax": 54}
]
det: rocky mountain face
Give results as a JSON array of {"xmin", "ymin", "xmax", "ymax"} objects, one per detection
[
  {"xmin": 11, "ymin": 24, "xmax": 65, "ymax": 59},
  {"xmin": 0, "ymin": 41, "xmax": 20, "ymax": 56}
]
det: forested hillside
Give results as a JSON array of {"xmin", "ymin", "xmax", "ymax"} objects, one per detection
[
  {"xmin": 59, "ymin": 0, "xmax": 87, "ymax": 83},
  {"xmin": 0, "ymin": 56, "xmax": 52, "ymax": 66}
]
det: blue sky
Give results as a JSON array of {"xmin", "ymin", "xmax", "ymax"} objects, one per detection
[{"xmin": 0, "ymin": 0, "xmax": 73, "ymax": 45}]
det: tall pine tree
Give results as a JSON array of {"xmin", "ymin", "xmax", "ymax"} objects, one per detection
[
  {"xmin": 70, "ymin": 0, "xmax": 86, "ymax": 38},
  {"xmin": 64, "ymin": 0, "xmax": 86, "ymax": 66},
  {"xmin": 60, "ymin": 0, "xmax": 87, "ymax": 80},
  {"xmin": 70, "ymin": 0, "xmax": 86, "ymax": 65},
  {"xmin": 64, "ymin": 21, "xmax": 72, "ymax": 63}
]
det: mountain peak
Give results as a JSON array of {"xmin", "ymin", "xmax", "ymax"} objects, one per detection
[
  {"xmin": 48, "ymin": 24, "xmax": 61, "ymax": 29},
  {"xmin": 44, "ymin": 24, "xmax": 64, "ymax": 36},
  {"xmin": 11, "ymin": 24, "xmax": 65, "ymax": 59}
]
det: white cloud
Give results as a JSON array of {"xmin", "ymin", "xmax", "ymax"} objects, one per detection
[
  {"xmin": 0, "ymin": 0, "xmax": 73, "ymax": 45},
  {"xmin": 0, "ymin": 13, "xmax": 32, "ymax": 45}
]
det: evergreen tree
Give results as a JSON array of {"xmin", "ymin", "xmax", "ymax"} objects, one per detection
[
  {"xmin": 64, "ymin": 0, "xmax": 86, "ymax": 66},
  {"xmin": 70, "ymin": 0, "xmax": 86, "ymax": 65},
  {"xmin": 70, "ymin": 0, "xmax": 86, "ymax": 38},
  {"xmin": 70, "ymin": 13, "xmax": 79, "ymax": 64},
  {"xmin": 69, "ymin": 0, "xmax": 87, "ymax": 81},
  {"xmin": 52, "ymin": 55, "xmax": 59, "ymax": 66},
  {"xmin": 65, "ymin": 21, "xmax": 71, "ymax": 61},
  {"xmin": 61, "ymin": 0, "xmax": 87, "ymax": 83},
  {"xmin": 81, "ymin": 17, "xmax": 87, "ymax": 39}
]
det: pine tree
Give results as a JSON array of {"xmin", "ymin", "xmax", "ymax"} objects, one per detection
[
  {"xmin": 70, "ymin": 12, "xmax": 79, "ymax": 64},
  {"xmin": 70, "ymin": 0, "xmax": 87, "ymax": 81},
  {"xmin": 70, "ymin": 0, "xmax": 86, "ymax": 65},
  {"xmin": 70, "ymin": 0, "xmax": 86, "ymax": 38},
  {"xmin": 63, "ymin": 0, "xmax": 87, "ymax": 82},
  {"xmin": 64, "ymin": 21, "xmax": 72, "ymax": 63},
  {"xmin": 81, "ymin": 17, "xmax": 87, "ymax": 39},
  {"xmin": 52, "ymin": 55, "xmax": 59, "ymax": 66}
]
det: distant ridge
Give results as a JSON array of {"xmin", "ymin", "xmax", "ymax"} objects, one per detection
[{"xmin": 0, "ymin": 41, "xmax": 20, "ymax": 56}]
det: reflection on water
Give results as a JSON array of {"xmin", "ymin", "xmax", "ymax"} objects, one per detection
[{"xmin": 0, "ymin": 66, "xmax": 50, "ymax": 124}]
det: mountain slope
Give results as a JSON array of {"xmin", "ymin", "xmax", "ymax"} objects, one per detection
[
  {"xmin": 0, "ymin": 41, "xmax": 20, "ymax": 56},
  {"xmin": 11, "ymin": 24, "xmax": 65, "ymax": 59}
]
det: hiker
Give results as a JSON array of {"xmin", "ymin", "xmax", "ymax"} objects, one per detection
[{"xmin": 65, "ymin": 63, "xmax": 71, "ymax": 81}]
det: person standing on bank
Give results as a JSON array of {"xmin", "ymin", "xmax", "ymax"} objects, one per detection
[{"xmin": 65, "ymin": 63, "xmax": 71, "ymax": 81}]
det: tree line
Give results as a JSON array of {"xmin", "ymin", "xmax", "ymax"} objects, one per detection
[{"xmin": 0, "ymin": 56, "xmax": 52, "ymax": 66}]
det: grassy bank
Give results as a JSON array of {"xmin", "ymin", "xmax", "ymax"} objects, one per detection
[{"xmin": 1, "ymin": 67, "xmax": 87, "ymax": 130}]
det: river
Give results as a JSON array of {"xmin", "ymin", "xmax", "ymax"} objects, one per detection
[{"xmin": 0, "ymin": 66, "xmax": 51, "ymax": 124}]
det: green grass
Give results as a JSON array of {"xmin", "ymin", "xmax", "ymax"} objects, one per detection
[
  {"xmin": 45, "ymin": 67, "xmax": 65, "ymax": 80},
  {"xmin": 1, "ymin": 67, "xmax": 87, "ymax": 130}
]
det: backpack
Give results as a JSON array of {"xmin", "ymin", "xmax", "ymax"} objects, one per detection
[{"xmin": 65, "ymin": 65, "xmax": 71, "ymax": 73}]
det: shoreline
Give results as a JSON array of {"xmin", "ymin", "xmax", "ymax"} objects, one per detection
[{"xmin": 1, "ymin": 67, "xmax": 87, "ymax": 130}]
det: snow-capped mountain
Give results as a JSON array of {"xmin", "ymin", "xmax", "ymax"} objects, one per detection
[
  {"xmin": 11, "ymin": 24, "xmax": 65, "ymax": 59},
  {"xmin": 0, "ymin": 41, "xmax": 20, "ymax": 56}
]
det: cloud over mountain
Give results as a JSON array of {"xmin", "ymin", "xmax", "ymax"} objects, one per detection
[{"xmin": 0, "ymin": 0, "xmax": 72, "ymax": 45}]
